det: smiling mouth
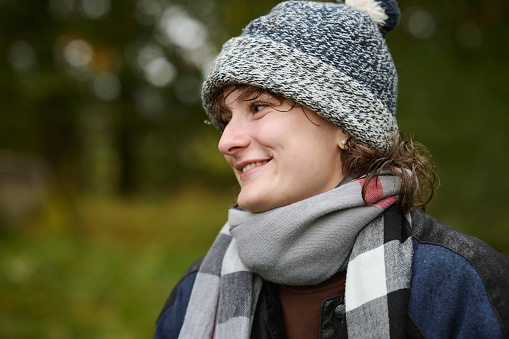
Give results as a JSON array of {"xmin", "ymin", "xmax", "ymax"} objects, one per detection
[{"xmin": 242, "ymin": 160, "xmax": 269, "ymax": 173}]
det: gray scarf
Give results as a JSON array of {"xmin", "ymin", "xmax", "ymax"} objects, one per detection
[
  {"xmin": 179, "ymin": 174, "xmax": 413, "ymax": 338},
  {"xmin": 229, "ymin": 176, "xmax": 399, "ymax": 285}
]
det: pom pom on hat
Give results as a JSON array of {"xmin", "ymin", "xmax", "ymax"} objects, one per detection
[{"xmin": 344, "ymin": 0, "xmax": 400, "ymax": 36}]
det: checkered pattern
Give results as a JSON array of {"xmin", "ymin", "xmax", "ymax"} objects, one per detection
[
  {"xmin": 178, "ymin": 175, "xmax": 413, "ymax": 338},
  {"xmin": 345, "ymin": 205, "xmax": 412, "ymax": 338},
  {"xmin": 178, "ymin": 226, "xmax": 263, "ymax": 339}
]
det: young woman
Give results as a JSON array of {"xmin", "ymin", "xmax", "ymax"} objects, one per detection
[{"xmin": 155, "ymin": 0, "xmax": 509, "ymax": 338}]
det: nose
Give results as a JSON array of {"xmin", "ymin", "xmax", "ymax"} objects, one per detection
[{"xmin": 218, "ymin": 115, "xmax": 250, "ymax": 156}]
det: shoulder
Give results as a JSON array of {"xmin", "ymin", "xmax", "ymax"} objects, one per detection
[
  {"xmin": 410, "ymin": 209, "xmax": 509, "ymax": 293},
  {"xmin": 408, "ymin": 209, "xmax": 509, "ymax": 338},
  {"xmin": 154, "ymin": 257, "xmax": 204, "ymax": 339}
]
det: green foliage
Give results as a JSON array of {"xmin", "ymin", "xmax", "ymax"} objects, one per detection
[{"xmin": 0, "ymin": 188, "xmax": 233, "ymax": 338}]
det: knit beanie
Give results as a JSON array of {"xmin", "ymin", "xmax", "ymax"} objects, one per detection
[{"xmin": 201, "ymin": 0, "xmax": 401, "ymax": 151}]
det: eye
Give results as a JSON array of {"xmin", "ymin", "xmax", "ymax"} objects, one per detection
[{"xmin": 250, "ymin": 102, "xmax": 270, "ymax": 113}]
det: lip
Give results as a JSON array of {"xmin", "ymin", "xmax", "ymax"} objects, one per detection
[
  {"xmin": 235, "ymin": 159, "xmax": 271, "ymax": 172},
  {"xmin": 236, "ymin": 159, "xmax": 271, "ymax": 179}
]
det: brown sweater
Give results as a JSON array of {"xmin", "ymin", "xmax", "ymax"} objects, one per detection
[{"xmin": 278, "ymin": 271, "xmax": 346, "ymax": 339}]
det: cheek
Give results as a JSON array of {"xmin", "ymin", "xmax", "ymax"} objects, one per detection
[
  {"xmin": 224, "ymin": 155, "xmax": 236, "ymax": 171},
  {"xmin": 301, "ymin": 132, "xmax": 342, "ymax": 167}
]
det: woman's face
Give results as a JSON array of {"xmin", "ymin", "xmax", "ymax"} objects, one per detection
[{"xmin": 218, "ymin": 86, "xmax": 348, "ymax": 213}]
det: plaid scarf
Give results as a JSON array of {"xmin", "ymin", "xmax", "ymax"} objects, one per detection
[{"xmin": 179, "ymin": 175, "xmax": 413, "ymax": 338}]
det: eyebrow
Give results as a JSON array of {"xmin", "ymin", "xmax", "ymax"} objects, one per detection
[{"xmin": 216, "ymin": 89, "xmax": 283, "ymax": 121}]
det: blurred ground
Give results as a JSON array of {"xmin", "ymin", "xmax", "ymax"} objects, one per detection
[{"xmin": 0, "ymin": 188, "xmax": 235, "ymax": 338}]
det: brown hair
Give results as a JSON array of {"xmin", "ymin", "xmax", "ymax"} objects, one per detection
[
  {"xmin": 341, "ymin": 135, "xmax": 437, "ymax": 211},
  {"xmin": 213, "ymin": 85, "xmax": 293, "ymax": 129},
  {"xmin": 212, "ymin": 85, "xmax": 438, "ymax": 211}
]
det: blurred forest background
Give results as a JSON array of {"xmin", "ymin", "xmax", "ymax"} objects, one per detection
[{"xmin": 1, "ymin": 0, "xmax": 508, "ymax": 337}]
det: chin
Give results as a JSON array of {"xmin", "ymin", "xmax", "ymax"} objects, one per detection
[
  {"xmin": 238, "ymin": 201, "xmax": 262, "ymax": 213},
  {"xmin": 237, "ymin": 196, "xmax": 269, "ymax": 213},
  {"xmin": 238, "ymin": 197, "xmax": 287, "ymax": 214}
]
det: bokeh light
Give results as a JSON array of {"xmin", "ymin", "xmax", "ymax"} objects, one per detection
[
  {"xmin": 8, "ymin": 40, "xmax": 37, "ymax": 71},
  {"xmin": 92, "ymin": 72, "xmax": 121, "ymax": 101},
  {"xmin": 134, "ymin": 0, "xmax": 162, "ymax": 25},
  {"xmin": 48, "ymin": 0, "xmax": 76, "ymax": 18},
  {"xmin": 405, "ymin": 7, "xmax": 436, "ymax": 39},
  {"xmin": 144, "ymin": 57, "xmax": 176, "ymax": 87},
  {"xmin": 63, "ymin": 39, "xmax": 94, "ymax": 68},
  {"xmin": 80, "ymin": 0, "xmax": 111, "ymax": 20},
  {"xmin": 159, "ymin": 6, "xmax": 206, "ymax": 51}
]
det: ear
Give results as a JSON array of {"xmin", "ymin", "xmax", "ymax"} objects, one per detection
[{"xmin": 337, "ymin": 129, "xmax": 350, "ymax": 150}]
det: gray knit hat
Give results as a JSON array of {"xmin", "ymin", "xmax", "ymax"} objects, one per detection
[{"xmin": 201, "ymin": 0, "xmax": 401, "ymax": 151}]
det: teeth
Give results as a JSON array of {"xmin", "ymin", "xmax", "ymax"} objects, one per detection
[{"xmin": 242, "ymin": 161, "xmax": 268, "ymax": 173}]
